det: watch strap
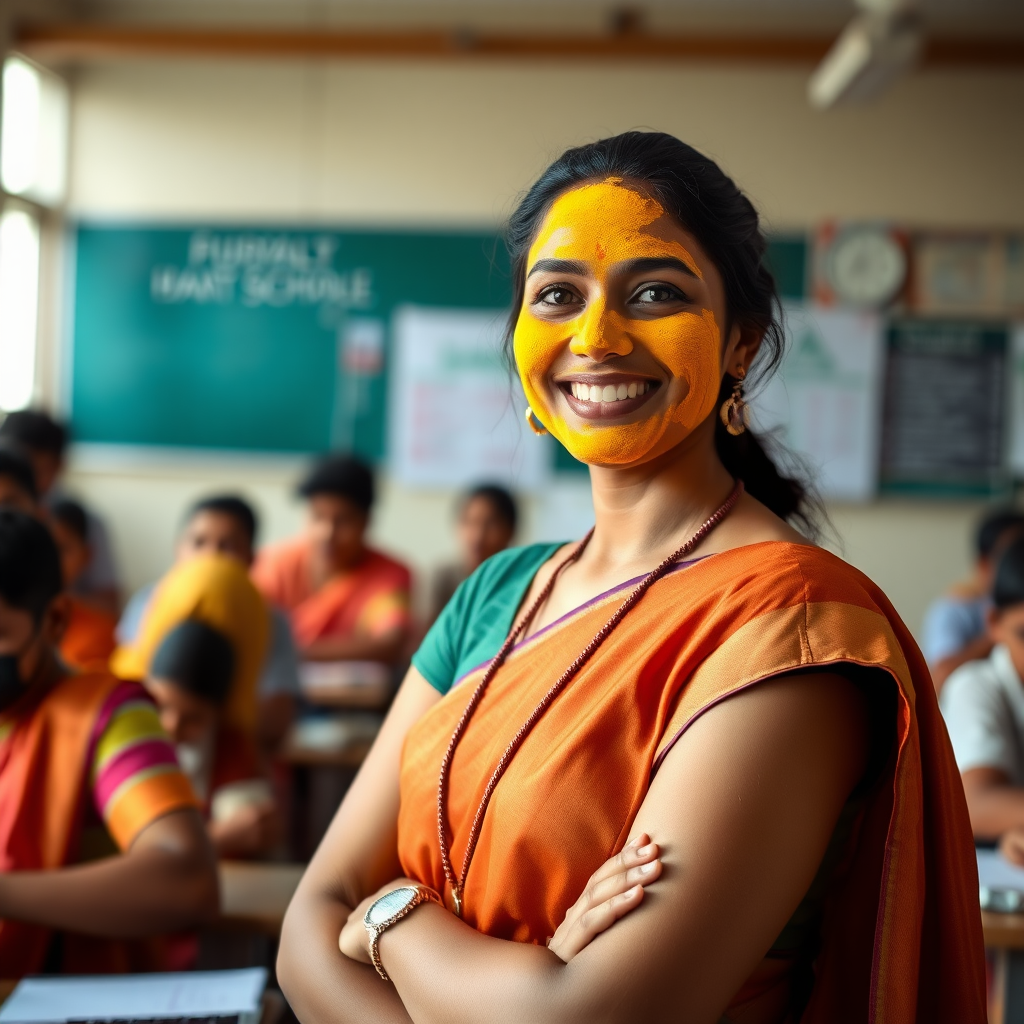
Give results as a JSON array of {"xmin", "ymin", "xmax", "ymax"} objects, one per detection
[{"xmin": 364, "ymin": 884, "xmax": 442, "ymax": 981}]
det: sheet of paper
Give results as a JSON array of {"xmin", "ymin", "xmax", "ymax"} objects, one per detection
[
  {"xmin": 0, "ymin": 968, "xmax": 266, "ymax": 1023},
  {"xmin": 977, "ymin": 848, "xmax": 1024, "ymax": 893},
  {"xmin": 752, "ymin": 304, "xmax": 884, "ymax": 502},
  {"xmin": 388, "ymin": 305, "xmax": 549, "ymax": 490}
]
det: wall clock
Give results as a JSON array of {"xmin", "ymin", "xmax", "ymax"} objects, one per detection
[{"xmin": 821, "ymin": 225, "xmax": 907, "ymax": 308}]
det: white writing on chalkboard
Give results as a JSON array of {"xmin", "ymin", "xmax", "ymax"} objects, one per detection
[{"xmin": 149, "ymin": 230, "xmax": 374, "ymax": 309}]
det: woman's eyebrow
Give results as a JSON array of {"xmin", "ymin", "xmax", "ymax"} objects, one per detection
[
  {"xmin": 618, "ymin": 256, "xmax": 702, "ymax": 280},
  {"xmin": 527, "ymin": 258, "xmax": 590, "ymax": 278}
]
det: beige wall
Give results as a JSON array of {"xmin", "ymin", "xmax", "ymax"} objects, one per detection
[{"xmin": 53, "ymin": 54, "xmax": 1024, "ymax": 632}]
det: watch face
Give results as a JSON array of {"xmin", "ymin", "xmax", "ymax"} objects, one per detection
[
  {"xmin": 366, "ymin": 887, "xmax": 417, "ymax": 927},
  {"xmin": 825, "ymin": 228, "xmax": 906, "ymax": 307}
]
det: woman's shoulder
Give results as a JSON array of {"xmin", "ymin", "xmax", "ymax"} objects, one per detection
[
  {"xmin": 704, "ymin": 540, "xmax": 880, "ymax": 602},
  {"xmin": 462, "ymin": 541, "xmax": 569, "ymax": 601}
]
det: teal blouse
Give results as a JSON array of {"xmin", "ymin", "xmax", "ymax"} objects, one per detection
[{"xmin": 412, "ymin": 543, "xmax": 565, "ymax": 695}]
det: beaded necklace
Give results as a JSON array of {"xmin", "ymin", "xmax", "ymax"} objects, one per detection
[{"xmin": 436, "ymin": 480, "xmax": 745, "ymax": 916}]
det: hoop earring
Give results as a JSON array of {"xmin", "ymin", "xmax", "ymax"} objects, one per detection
[
  {"xmin": 720, "ymin": 370, "xmax": 749, "ymax": 436},
  {"xmin": 525, "ymin": 406, "xmax": 548, "ymax": 436}
]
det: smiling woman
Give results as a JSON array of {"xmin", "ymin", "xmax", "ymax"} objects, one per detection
[{"xmin": 277, "ymin": 132, "xmax": 986, "ymax": 1024}]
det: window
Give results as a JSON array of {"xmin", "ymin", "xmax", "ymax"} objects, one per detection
[
  {"xmin": 0, "ymin": 205, "xmax": 41, "ymax": 411},
  {"xmin": 1, "ymin": 55, "xmax": 69, "ymax": 205}
]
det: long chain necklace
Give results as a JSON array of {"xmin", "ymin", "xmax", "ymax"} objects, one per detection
[{"xmin": 436, "ymin": 480, "xmax": 745, "ymax": 917}]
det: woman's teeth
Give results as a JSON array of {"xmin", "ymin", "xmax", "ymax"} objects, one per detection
[{"xmin": 569, "ymin": 381, "xmax": 649, "ymax": 403}]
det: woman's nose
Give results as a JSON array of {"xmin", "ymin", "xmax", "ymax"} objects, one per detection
[{"xmin": 569, "ymin": 305, "xmax": 633, "ymax": 360}]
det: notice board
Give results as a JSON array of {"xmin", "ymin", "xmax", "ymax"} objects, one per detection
[
  {"xmin": 880, "ymin": 319, "xmax": 1009, "ymax": 496},
  {"xmin": 70, "ymin": 224, "xmax": 510, "ymax": 460}
]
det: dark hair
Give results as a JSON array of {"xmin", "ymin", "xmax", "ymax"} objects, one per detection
[
  {"xmin": 298, "ymin": 454, "xmax": 375, "ymax": 513},
  {"xmin": 50, "ymin": 498, "xmax": 89, "ymax": 544},
  {"xmin": 993, "ymin": 535, "xmax": 1024, "ymax": 610},
  {"xmin": 150, "ymin": 619, "xmax": 236, "ymax": 705},
  {"xmin": 186, "ymin": 494, "xmax": 259, "ymax": 546},
  {"xmin": 0, "ymin": 444, "xmax": 38, "ymax": 501},
  {"xmin": 503, "ymin": 131, "xmax": 813, "ymax": 530},
  {"xmin": 463, "ymin": 483, "xmax": 518, "ymax": 533},
  {"xmin": 977, "ymin": 508, "xmax": 1024, "ymax": 561},
  {"xmin": 0, "ymin": 509, "xmax": 63, "ymax": 621},
  {"xmin": 0, "ymin": 410, "xmax": 68, "ymax": 458}
]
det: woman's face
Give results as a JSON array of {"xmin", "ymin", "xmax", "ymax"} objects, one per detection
[{"xmin": 513, "ymin": 177, "xmax": 736, "ymax": 467}]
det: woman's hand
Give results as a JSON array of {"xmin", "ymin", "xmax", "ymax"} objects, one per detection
[
  {"xmin": 547, "ymin": 833, "xmax": 662, "ymax": 962},
  {"xmin": 339, "ymin": 877, "xmax": 424, "ymax": 964}
]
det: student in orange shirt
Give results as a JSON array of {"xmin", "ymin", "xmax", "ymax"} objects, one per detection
[
  {"xmin": 253, "ymin": 455, "xmax": 412, "ymax": 665},
  {"xmin": 50, "ymin": 499, "xmax": 117, "ymax": 674}
]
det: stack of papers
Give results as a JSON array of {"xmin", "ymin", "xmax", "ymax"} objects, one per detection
[{"xmin": 0, "ymin": 968, "xmax": 266, "ymax": 1023}]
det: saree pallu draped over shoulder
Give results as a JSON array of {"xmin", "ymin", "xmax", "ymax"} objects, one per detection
[{"xmin": 397, "ymin": 541, "xmax": 986, "ymax": 1024}]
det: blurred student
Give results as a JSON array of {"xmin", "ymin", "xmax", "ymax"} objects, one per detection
[
  {"xmin": 112, "ymin": 554, "xmax": 270, "ymax": 741},
  {"xmin": 50, "ymin": 499, "xmax": 117, "ymax": 673},
  {"xmin": 0, "ymin": 410, "xmax": 121, "ymax": 614},
  {"xmin": 119, "ymin": 495, "xmax": 300, "ymax": 745},
  {"xmin": 144, "ymin": 619, "xmax": 280, "ymax": 859},
  {"xmin": 923, "ymin": 507, "xmax": 1024, "ymax": 693},
  {"xmin": 0, "ymin": 445, "xmax": 38, "ymax": 515},
  {"xmin": 0, "ymin": 509, "xmax": 216, "ymax": 977},
  {"xmin": 431, "ymin": 483, "xmax": 518, "ymax": 622},
  {"xmin": 253, "ymin": 454, "xmax": 411, "ymax": 665},
  {"xmin": 941, "ymin": 535, "xmax": 1024, "ymax": 861}
]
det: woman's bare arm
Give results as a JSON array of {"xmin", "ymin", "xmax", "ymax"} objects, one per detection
[
  {"xmin": 277, "ymin": 667, "xmax": 442, "ymax": 1024},
  {"xmin": 345, "ymin": 671, "xmax": 869, "ymax": 1024},
  {"xmin": 0, "ymin": 808, "xmax": 218, "ymax": 936}
]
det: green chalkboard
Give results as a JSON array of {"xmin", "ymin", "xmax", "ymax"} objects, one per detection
[
  {"xmin": 70, "ymin": 224, "xmax": 510, "ymax": 460},
  {"xmin": 70, "ymin": 226, "xmax": 807, "ymax": 466}
]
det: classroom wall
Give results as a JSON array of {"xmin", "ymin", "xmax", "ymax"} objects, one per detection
[{"xmin": 53, "ymin": 54, "xmax": 1024, "ymax": 631}]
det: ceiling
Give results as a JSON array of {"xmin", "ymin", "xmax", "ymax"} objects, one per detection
[{"xmin": 67, "ymin": 0, "xmax": 1024, "ymax": 36}]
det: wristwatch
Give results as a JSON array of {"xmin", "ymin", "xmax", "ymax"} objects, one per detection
[{"xmin": 363, "ymin": 884, "xmax": 442, "ymax": 981}]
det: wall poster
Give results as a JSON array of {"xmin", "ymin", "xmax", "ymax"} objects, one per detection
[
  {"xmin": 388, "ymin": 305, "xmax": 549, "ymax": 490},
  {"xmin": 752, "ymin": 304, "xmax": 885, "ymax": 502}
]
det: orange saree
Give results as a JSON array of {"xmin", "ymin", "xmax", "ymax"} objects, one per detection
[
  {"xmin": 0, "ymin": 672, "xmax": 198, "ymax": 976},
  {"xmin": 397, "ymin": 541, "xmax": 986, "ymax": 1023}
]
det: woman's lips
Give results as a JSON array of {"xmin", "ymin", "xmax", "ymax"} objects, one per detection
[{"xmin": 557, "ymin": 377, "xmax": 660, "ymax": 421}]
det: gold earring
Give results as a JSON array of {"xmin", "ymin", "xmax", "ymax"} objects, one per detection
[
  {"xmin": 525, "ymin": 406, "xmax": 548, "ymax": 436},
  {"xmin": 720, "ymin": 369, "xmax": 749, "ymax": 436}
]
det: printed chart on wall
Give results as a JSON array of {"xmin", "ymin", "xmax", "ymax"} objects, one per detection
[
  {"xmin": 752, "ymin": 305, "xmax": 885, "ymax": 501},
  {"xmin": 69, "ymin": 225, "xmax": 510, "ymax": 462},
  {"xmin": 388, "ymin": 306, "xmax": 548, "ymax": 489},
  {"xmin": 880, "ymin": 319, "xmax": 1009, "ymax": 496}
]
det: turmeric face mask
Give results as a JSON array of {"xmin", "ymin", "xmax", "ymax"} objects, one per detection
[{"xmin": 513, "ymin": 179, "xmax": 723, "ymax": 466}]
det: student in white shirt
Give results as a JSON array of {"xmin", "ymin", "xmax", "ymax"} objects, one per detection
[{"xmin": 941, "ymin": 532, "xmax": 1024, "ymax": 862}]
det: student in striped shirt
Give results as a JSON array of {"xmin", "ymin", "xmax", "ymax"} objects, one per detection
[{"xmin": 0, "ymin": 509, "xmax": 217, "ymax": 977}]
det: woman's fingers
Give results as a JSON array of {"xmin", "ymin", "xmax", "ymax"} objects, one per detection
[
  {"xmin": 585, "ymin": 855, "xmax": 662, "ymax": 908},
  {"xmin": 552, "ymin": 884, "xmax": 646, "ymax": 961},
  {"xmin": 547, "ymin": 839, "xmax": 663, "ymax": 962},
  {"xmin": 584, "ymin": 834, "xmax": 659, "ymax": 891}
]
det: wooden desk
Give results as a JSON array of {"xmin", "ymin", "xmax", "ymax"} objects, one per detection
[
  {"xmin": 279, "ymin": 737, "xmax": 374, "ymax": 768},
  {"xmin": 985, "ymin": 910, "xmax": 1024, "ymax": 1024},
  {"xmin": 215, "ymin": 861, "xmax": 305, "ymax": 936}
]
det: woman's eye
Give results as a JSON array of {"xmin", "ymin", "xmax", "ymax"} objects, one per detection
[
  {"xmin": 634, "ymin": 285, "xmax": 681, "ymax": 304},
  {"xmin": 538, "ymin": 287, "xmax": 579, "ymax": 307}
]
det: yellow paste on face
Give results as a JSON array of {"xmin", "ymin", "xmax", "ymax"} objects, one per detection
[{"xmin": 513, "ymin": 178, "xmax": 722, "ymax": 465}]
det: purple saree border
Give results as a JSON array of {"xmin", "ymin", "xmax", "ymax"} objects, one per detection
[{"xmin": 448, "ymin": 553, "xmax": 711, "ymax": 691}]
